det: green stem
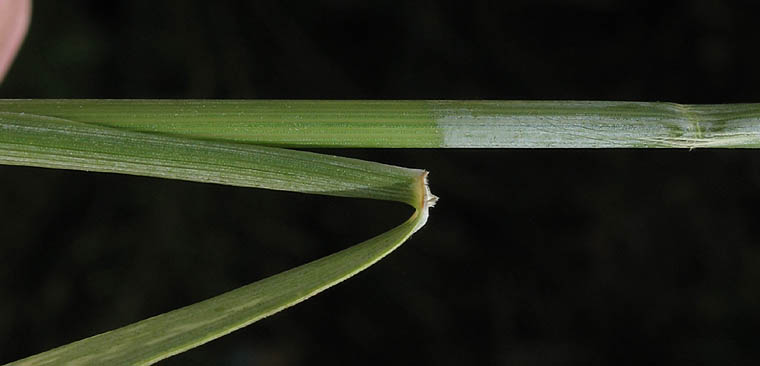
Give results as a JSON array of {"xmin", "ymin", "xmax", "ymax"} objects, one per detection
[{"xmin": 2, "ymin": 99, "xmax": 760, "ymax": 148}]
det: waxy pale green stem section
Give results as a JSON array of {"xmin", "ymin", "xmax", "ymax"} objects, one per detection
[{"xmin": 1, "ymin": 100, "xmax": 760, "ymax": 148}]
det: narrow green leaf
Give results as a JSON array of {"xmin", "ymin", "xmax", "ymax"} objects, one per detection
[
  {"xmin": 0, "ymin": 111, "xmax": 425, "ymax": 206},
  {"xmin": 9, "ymin": 208, "xmax": 431, "ymax": 366}
]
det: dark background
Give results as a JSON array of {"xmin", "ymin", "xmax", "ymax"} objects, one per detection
[{"xmin": 2, "ymin": 0, "xmax": 760, "ymax": 365}]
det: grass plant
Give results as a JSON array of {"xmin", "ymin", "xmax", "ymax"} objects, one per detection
[{"xmin": 1, "ymin": 99, "xmax": 759, "ymax": 365}]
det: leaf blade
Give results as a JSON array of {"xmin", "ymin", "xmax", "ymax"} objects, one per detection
[
  {"xmin": 9, "ymin": 209, "xmax": 430, "ymax": 366},
  {"xmin": 0, "ymin": 111, "xmax": 425, "ymax": 206}
]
